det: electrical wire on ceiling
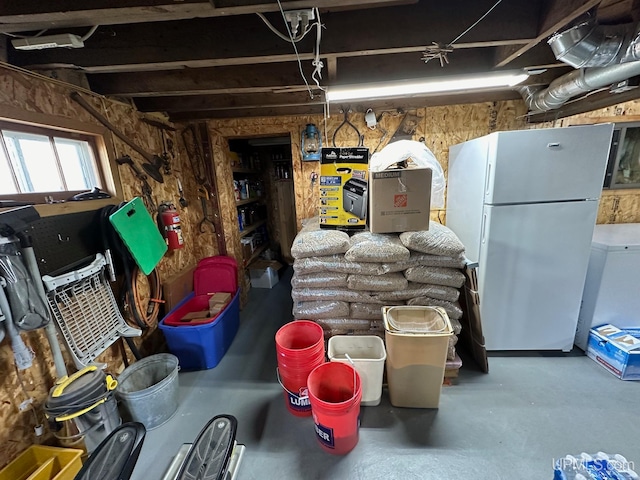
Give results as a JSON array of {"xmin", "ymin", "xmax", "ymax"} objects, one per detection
[
  {"xmin": 259, "ymin": 3, "xmax": 325, "ymax": 101},
  {"xmin": 256, "ymin": 12, "xmax": 314, "ymax": 43},
  {"xmin": 80, "ymin": 25, "xmax": 100, "ymax": 42},
  {"xmin": 2, "ymin": 25, "xmax": 100, "ymax": 41},
  {"xmin": 2, "ymin": 29, "xmax": 48, "ymax": 39},
  {"xmin": 422, "ymin": 0, "xmax": 503, "ymax": 66}
]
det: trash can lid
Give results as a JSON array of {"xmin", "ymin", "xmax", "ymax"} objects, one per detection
[{"xmin": 384, "ymin": 306, "xmax": 451, "ymax": 334}]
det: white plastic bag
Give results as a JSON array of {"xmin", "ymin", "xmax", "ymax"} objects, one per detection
[{"xmin": 370, "ymin": 140, "xmax": 446, "ymax": 208}]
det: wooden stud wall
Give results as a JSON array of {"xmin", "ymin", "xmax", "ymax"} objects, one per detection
[{"xmin": 0, "ymin": 65, "xmax": 218, "ymax": 466}]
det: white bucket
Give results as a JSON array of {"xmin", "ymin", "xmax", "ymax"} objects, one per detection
[{"xmin": 327, "ymin": 335, "xmax": 386, "ymax": 406}]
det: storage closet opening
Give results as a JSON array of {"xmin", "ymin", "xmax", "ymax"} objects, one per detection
[{"xmin": 228, "ymin": 135, "xmax": 298, "ymax": 276}]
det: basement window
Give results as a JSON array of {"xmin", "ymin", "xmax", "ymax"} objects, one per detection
[
  {"xmin": 0, "ymin": 121, "xmax": 104, "ymax": 203},
  {"xmin": 604, "ymin": 123, "xmax": 640, "ymax": 189}
]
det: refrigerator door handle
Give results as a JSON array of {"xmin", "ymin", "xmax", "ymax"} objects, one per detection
[
  {"xmin": 547, "ymin": 142, "xmax": 560, "ymax": 148},
  {"xmin": 481, "ymin": 212, "xmax": 487, "ymax": 244},
  {"xmin": 485, "ymin": 163, "xmax": 492, "ymax": 195}
]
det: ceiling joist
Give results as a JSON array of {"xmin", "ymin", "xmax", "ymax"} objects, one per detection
[{"xmin": 494, "ymin": 0, "xmax": 602, "ymax": 67}]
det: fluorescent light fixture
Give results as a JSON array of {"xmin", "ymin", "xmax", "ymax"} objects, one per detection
[
  {"xmin": 11, "ymin": 34, "xmax": 84, "ymax": 51},
  {"xmin": 326, "ymin": 71, "xmax": 529, "ymax": 102}
]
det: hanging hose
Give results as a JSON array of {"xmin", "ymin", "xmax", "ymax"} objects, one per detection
[
  {"xmin": 99, "ymin": 205, "xmax": 163, "ymax": 331},
  {"xmin": 126, "ymin": 265, "xmax": 162, "ymax": 329}
]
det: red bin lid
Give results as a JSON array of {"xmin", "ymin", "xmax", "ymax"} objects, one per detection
[{"xmin": 194, "ymin": 256, "xmax": 238, "ymax": 295}]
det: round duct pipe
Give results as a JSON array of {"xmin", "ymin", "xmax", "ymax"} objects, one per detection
[
  {"xmin": 520, "ymin": 60, "xmax": 640, "ymax": 112},
  {"xmin": 548, "ymin": 21, "xmax": 624, "ymax": 68}
]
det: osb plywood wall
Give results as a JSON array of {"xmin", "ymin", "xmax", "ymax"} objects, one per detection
[
  {"xmin": 0, "ymin": 65, "xmax": 218, "ymax": 466},
  {"xmin": 207, "ymin": 100, "xmax": 527, "ymax": 291},
  {"xmin": 535, "ymin": 100, "xmax": 640, "ymax": 224}
]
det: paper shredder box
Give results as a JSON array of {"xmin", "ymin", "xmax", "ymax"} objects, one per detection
[
  {"xmin": 319, "ymin": 147, "xmax": 369, "ymax": 230},
  {"xmin": 368, "ymin": 167, "xmax": 432, "ymax": 233}
]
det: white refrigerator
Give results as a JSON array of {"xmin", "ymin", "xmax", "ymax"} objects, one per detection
[{"xmin": 446, "ymin": 124, "xmax": 614, "ymax": 351}]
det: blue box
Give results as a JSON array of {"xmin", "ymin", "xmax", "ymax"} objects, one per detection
[
  {"xmin": 586, "ymin": 324, "xmax": 640, "ymax": 380},
  {"xmin": 159, "ymin": 290, "xmax": 240, "ymax": 370}
]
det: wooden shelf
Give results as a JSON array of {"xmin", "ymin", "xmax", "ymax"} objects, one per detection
[
  {"xmin": 244, "ymin": 243, "xmax": 268, "ymax": 267},
  {"xmin": 236, "ymin": 197, "xmax": 261, "ymax": 206},
  {"xmin": 240, "ymin": 219, "xmax": 266, "ymax": 238},
  {"xmin": 232, "ymin": 167, "xmax": 259, "ymax": 174}
]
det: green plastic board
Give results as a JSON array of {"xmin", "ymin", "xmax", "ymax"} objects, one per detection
[{"xmin": 109, "ymin": 197, "xmax": 167, "ymax": 275}]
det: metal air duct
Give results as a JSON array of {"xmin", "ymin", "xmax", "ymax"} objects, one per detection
[
  {"xmin": 520, "ymin": 20, "xmax": 640, "ymax": 112},
  {"xmin": 519, "ymin": 61, "xmax": 640, "ymax": 111}
]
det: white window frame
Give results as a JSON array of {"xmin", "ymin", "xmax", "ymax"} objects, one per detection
[{"xmin": 0, "ymin": 105, "xmax": 123, "ymax": 209}]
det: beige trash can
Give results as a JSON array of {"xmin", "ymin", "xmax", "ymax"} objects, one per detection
[
  {"xmin": 383, "ymin": 306, "xmax": 453, "ymax": 408},
  {"xmin": 328, "ymin": 335, "xmax": 386, "ymax": 406}
]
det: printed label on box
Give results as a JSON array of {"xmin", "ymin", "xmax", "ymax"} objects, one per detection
[
  {"xmin": 394, "ymin": 194, "xmax": 408, "ymax": 207},
  {"xmin": 320, "ymin": 147, "xmax": 369, "ymax": 229}
]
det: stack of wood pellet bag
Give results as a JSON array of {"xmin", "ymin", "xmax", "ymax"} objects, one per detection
[{"xmin": 291, "ymin": 219, "xmax": 466, "ymax": 362}]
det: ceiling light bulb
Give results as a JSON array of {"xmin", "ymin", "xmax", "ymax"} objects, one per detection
[{"xmin": 326, "ymin": 71, "xmax": 529, "ymax": 102}]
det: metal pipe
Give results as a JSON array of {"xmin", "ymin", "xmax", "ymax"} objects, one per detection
[
  {"xmin": 20, "ymin": 241, "xmax": 68, "ymax": 378},
  {"xmin": 521, "ymin": 20, "xmax": 640, "ymax": 112},
  {"xmin": 520, "ymin": 60, "xmax": 640, "ymax": 112}
]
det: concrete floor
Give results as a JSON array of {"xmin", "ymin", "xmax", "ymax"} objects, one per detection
[{"xmin": 131, "ymin": 268, "xmax": 638, "ymax": 480}]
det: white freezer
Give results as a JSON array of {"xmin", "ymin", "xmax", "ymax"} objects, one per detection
[{"xmin": 574, "ymin": 223, "xmax": 640, "ymax": 351}]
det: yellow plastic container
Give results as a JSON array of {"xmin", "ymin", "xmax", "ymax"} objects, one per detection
[{"xmin": 0, "ymin": 445, "xmax": 83, "ymax": 480}]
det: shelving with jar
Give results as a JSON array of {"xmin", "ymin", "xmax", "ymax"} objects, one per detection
[
  {"xmin": 229, "ymin": 138, "xmax": 298, "ymax": 271},
  {"xmin": 230, "ymin": 150, "xmax": 269, "ymax": 267}
]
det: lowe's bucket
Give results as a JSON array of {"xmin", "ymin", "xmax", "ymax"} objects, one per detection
[
  {"xmin": 275, "ymin": 320, "xmax": 325, "ymax": 417},
  {"xmin": 116, "ymin": 353, "xmax": 180, "ymax": 430},
  {"xmin": 307, "ymin": 362, "xmax": 362, "ymax": 455}
]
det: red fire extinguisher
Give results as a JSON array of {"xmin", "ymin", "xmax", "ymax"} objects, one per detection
[{"xmin": 158, "ymin": 202, "xmax": 184, "ymax": 250}]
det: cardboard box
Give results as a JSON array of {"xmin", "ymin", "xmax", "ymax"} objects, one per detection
[
  {"xmin": 162, "ymin": 264, "xmax": 196, "ymax": 313},
  {"xmin": 209, "ymin": 292, "xmax": 231, "ymax": 307},
  {"xmin": 180, "ymin": 310, "xmax": 212, "ymax": 322},
  {"xmin": 586, "ymin": 324, "xmax": 640, "ymax": 380},
  {"xmin": 319, "ymin": 147, "xmax": 369, "ymax": 230},
  {"xmin": 249, "ymin": 260, "xmax": 282, "ymax": 288},
  {"xmin": 368, "ymin": 167, "xmax": 432, "ymax": 233}
]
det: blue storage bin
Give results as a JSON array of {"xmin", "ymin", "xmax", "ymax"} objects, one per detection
[{"xmin": 159, "ymin": 290, "xmax": 240, "ymax": 370}]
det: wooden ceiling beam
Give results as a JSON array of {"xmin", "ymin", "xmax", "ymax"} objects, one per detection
[
  {"xmin": 137, "ymin": 87, "xmax": 521, "ymax": 113},
  {"xmin": 167, "ymin": 89, "xmax": 521, "ymax": 120},
  {"xmin": 135, "ymin": 91, "xmax": 324, "ymax": 112},
  {"xmin": 494, "ymin": 0, "xmax": 601, "ymax": 68},
  {"xmin": 0, "ymin": 0, "xmax": 413, "ymax": 33},
  {"xmin": 597, "ymin": 0, "xmax": 640, "ymax": 23},
  {"xmin": 10, "ymin": 1, "xmax": 539, "ymax": 72},
  {"xmin": 169, "ymin": 104, "xmax": 326, "ymax": 120},
  {"xmin": 88, "ymin": 62, "xmax": 317, "ymax": 96},
  {"xmin": 88, "ymin": 49, "xmax": 514, "ymax": 97}
]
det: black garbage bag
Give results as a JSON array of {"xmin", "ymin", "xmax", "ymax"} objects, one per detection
[{"xmin": 0, "ymin": 241, "xmax": 50, "ymax": 331}]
